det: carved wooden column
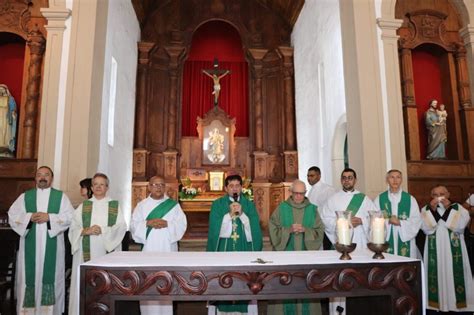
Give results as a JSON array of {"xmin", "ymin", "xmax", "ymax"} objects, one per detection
[
  {"xmin": 248, "ymin": 49, "xmax": 267, "ymax": 152},
  {"xmin": 22, "ymin": 28, "xmax": 46, "ymax": 159},
  {"xmin": 133, "ymin": 43, "xmax": 154, "ymax": 180},
  {"xmin": 460, "ymin": 26, "xmax": 474, "ymax": 160},
  {"xmin": 135, "ymin": 42, "xmax": 155, "ymax": 149},
  {"xmin": 252, "ymin": 182, "xmax": 271, "ymax": 233},
  {"xmin": 454, "ymin": 45, "xmax": 472, "ymax": 108},
  {"xmin": 162, "ymin": 46, "xmax": 185, "ymax": 182},
  {"xmin": 399, "ymin": 47, "xmax": 420, "ymax": 160},
  {"xmin": 248, "ymin": 49, "xmax": 268, "ymax": 182},
  {"xmin": 278, "ymin": 47, "xmax": 298, "ymax": 181},
  {"xmin": 278, "ymin": 46, "xmax": 296, "ymax": 151}
]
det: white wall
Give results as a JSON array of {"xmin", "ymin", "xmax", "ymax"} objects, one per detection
[
  {"xmin": 292, "ymin": 0, "xmax": 347, "ymax": 187},
  {"xmin": 98, "ymin": 0, "xmax": 140, "ymax": 225}
]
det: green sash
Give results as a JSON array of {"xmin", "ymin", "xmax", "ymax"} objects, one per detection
[
  {"xmin": 427, "ymin": 204, "xmax": 466, "ymax": 309},
  {"xmin": 346, "ymin": 193, "xmax": 365, "ymax": 216},
  {"xmin": 279, "ymin": 202, "xmax": 314, "ymax": 314},
  {"xmin": 379, "ymin": 191, "xmax": 411, "ymax": 256},
  {"xmin": 279, "ymin": 202, "xmax": 316, "ymax": 251},
  {"xmin": 82, "ymin": 200, "xmax": 119, "ymax": 262},
  {"xmin": 145, "ymin": 198, "xmax": 177, "ymax": 239},
  {"xmin": 24, "ymin": 188, "xmax": 63, "ymax": 307}
]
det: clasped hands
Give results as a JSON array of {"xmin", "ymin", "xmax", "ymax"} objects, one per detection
[
  {"xmin": 351, "ymin": 216, "xmax": 362, "ymax": 227},
  {"xmin": 82, "ymin": 225, "xmax": 102, "ymax": 236},
  {"xmin": 290, "ymin": 223, "xmax": 305, "ymax": 234},
  {"xmin": 30, "ymin": 212, "xmax": 49, "ymax": 224},
  {"xmin": 146, "ymin": 218, "xmax": 168, "ymax": 229}
]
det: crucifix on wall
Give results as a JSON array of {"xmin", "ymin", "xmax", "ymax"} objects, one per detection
[{"xmin": 202, "ymin": 58, "xmax": 230, "ymax": 106}]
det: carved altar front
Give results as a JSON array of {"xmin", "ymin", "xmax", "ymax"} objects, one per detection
[{"xmin": 80, "ymin": 251, "xmax": 423, "ymax": 315}]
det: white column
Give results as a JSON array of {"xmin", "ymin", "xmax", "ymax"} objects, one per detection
[
  {"xmin": 376, "ymin": 18, "xmax": 408, "ymax": 187},
  {"xmin": 38, "ymin": 6, "xmax": 71, "ymax": 183},
  {"xmin": 339, "ymin": 0, "xmax": 389, "ymax": 198}
]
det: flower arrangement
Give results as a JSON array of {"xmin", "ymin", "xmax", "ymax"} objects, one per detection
[
  {"xmin": 179, "ymin": 177, "xmax": 199, "ymax": 200},
  {"xmin": 242, "ymin": 177, "xmax": 253, "ymax": 200}
]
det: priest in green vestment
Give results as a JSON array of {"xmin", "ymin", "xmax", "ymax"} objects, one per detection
[
  {"xmin": 206, "ymin": 174, "xmax": 263, "ymax": 314},
  {"xmin": 267, "ymin": 179, "xmax": 324, "ymax": 315}
]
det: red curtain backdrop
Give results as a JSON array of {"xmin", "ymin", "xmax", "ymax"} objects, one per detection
[
  {"xmin": 181, "ymin": 21, "xmax": 249, "ymax": 137},
  {"xmin": 0, "ymin": 33, "xmax": 26, "ymax": 107},
  {"xmin": 412, "ymin": 45, "xmax": 444, "ymax": 160}
]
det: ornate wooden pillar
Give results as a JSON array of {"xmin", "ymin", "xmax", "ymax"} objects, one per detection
[
  {"xmin": 278, "ymin": 46, "xmax": 296, "ymax": 151},
  {"xmin": 248, "ymin": 49, "xmax": 268, "ymax": 182},
  {"xmin": 278, "ymin": 46, "xmax": 297, "ymax": 181},
  {"xmin": 163, "ymin": 46, "xmax": 185, "ymax": 182},
  {"xmin": 22, "ymin": 28, "xmax": 46, "ymax": 159},
  {"xmin": 135, "ymin": 42, "xmax": 155, "ymax": 149},
  {"xmin": 460, "ymin": 27, "xmax": 474, "ymax": 160},
  {"xmin": 399, "ymin": 47, "xmax": 420, "ymax": 160},
  {"xmin": 454, "ymin": 45, "xmax": 472, "ymax": 108}
]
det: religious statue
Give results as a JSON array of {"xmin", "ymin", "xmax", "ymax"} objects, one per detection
[
  {"xmin": 202, "ymin": 58, "xmax": 230, "ymax": 106},
  {"xmin": 207, "ymin": 127, "xmax": 225, "ymax": 163},
  {"xmin": 425, "ymin": 99, "xmax": 447, "ymax": 160},
  {"xmin": 0, "ymin": 84, "xmax": 17, "ymax": 157}
]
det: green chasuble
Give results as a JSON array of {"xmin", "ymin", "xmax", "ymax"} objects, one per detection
[
  {"xmin": 267, "ymin": 197, "xmax": 323, "ymax": 315},
  {"xmin": 24, "ymin": 188, "xmax": 63, "ymax": 307},
  {"xmin": 206, "ymin": 194, "xmax": 263, "ymax": 313}
]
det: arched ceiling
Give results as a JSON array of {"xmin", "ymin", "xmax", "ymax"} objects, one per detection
[{"xmin": 131, "ymin": 0, "xmax": 305, "ymax": 30}]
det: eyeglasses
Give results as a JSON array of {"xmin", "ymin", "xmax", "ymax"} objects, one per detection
[
  {"xmin": 341, "ymin": 176, "xmax": 354, "ymax": 181},
  {"xmin": 292, "ymin": 191, "xmax": 306, "ymax": 195},
  {"xmin": 149, "ymin": 183, "xmax": 165, "ymax": 188}
]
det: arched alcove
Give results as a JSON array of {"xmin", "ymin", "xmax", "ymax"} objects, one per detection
[
  {"xmin": 0, "ymin": 32, "xmax": 26, "ymax": 158},
  {"xmin": 181, "ymin": 20, "xmax": 249, "ymax": 137}
]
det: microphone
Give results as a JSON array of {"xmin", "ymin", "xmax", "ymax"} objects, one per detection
[{"xmin": 233, "ymin": 193, "xmax": 238, "ymax": 202}]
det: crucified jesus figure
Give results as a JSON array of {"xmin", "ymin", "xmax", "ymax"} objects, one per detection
[{"xmin": 202, "ymin": 59, "xmax": 230, "ymax": 106}]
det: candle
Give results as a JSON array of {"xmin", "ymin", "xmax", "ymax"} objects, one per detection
[
  {"xmin": 372, "ymin": 217, "xmax": 385, "ymax": 244},
  {"xmin": 336, "ymin": 217, "xmax": 351, "ymax": 245}
]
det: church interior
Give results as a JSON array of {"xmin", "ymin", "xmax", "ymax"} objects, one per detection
[{"xmin": 1, "ymin": 0, "xmax": 474, "ymax": 314}]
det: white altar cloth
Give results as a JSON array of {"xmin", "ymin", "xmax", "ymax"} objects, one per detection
[{"xmin": 82, "ymin": 249, "xmax": 420, "ymax": 267}]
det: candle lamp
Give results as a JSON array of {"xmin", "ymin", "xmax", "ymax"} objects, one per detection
[
  {"xmin": 335, "ymin": 211, "xmax": 356, "ymax": 260},
  {"xmin": 368, "ymin": 211, "xmax": 388, "ymax": 259}
]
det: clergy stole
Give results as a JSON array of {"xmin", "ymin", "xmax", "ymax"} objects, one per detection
[
  {"xmin": 144, "ymin": 198, "xmax": 177, "ymax": 239},
  {"xmin": 379, "ymin": 191, "xmax": 411, "ymax": 256},
  {"xmin": 278, "ymin": 202, "xmax": 316, "ymax": 251},
  {"xmin": 346, "ymin": 193, "xmax": 365, "ymax": 216},
  {"xmin": 427, "ymin": 204, "xmax": 466, "ymax": 309},
  {"xmin": 81, "ymin": 200, "xmax": 119, "ymax": 262},
  {"xmin": 24, "ymin": 188, "xmax": 63, "ymax": 307},
  {"xmin": 278, "ymin": 202, "xmax": 315, "ymax": 315}
]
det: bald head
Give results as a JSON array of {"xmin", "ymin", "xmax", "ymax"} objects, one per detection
[{"xmin": 290, "ymin": 180, "xmax": 306, "ymax": 204}]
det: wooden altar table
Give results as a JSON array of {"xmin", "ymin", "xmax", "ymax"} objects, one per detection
[{"xmin": 80, "ymin": 249, "xmax": 424, "ymax": 314}]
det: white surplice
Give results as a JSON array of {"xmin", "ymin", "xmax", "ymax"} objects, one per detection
[
  {"xmin": 69, "ymin": 196, "xmax": 127, "ymax": 315},
  {"xmin": 321, "ymin": 189, "xmax": 376, "ymax": 248},
  {"xmin": 8, "ymin": 188, "xmax": 74, "ymax": 315},
  {"xmin": 420, "ymin": 203, "xmax": 474, "ymax": 312},
  {"xmin": 130, "ymin": 195, "xmax": 187, "ymax": 315},
  {"xmin": 321, "ymin": 189, "xmax": 376, "ymax": 315},
  {"xmin": 307, "ymin": 180, "xmax": 336, "ymax": 208},
  {"xmin": 373, "ymin": 190, "xmax": 421, "ymax": 258}
]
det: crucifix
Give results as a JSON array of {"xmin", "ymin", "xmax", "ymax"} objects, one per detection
[{"xmin": 202, "ymin": 58, "xmax": 231, "ymax": 107}]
